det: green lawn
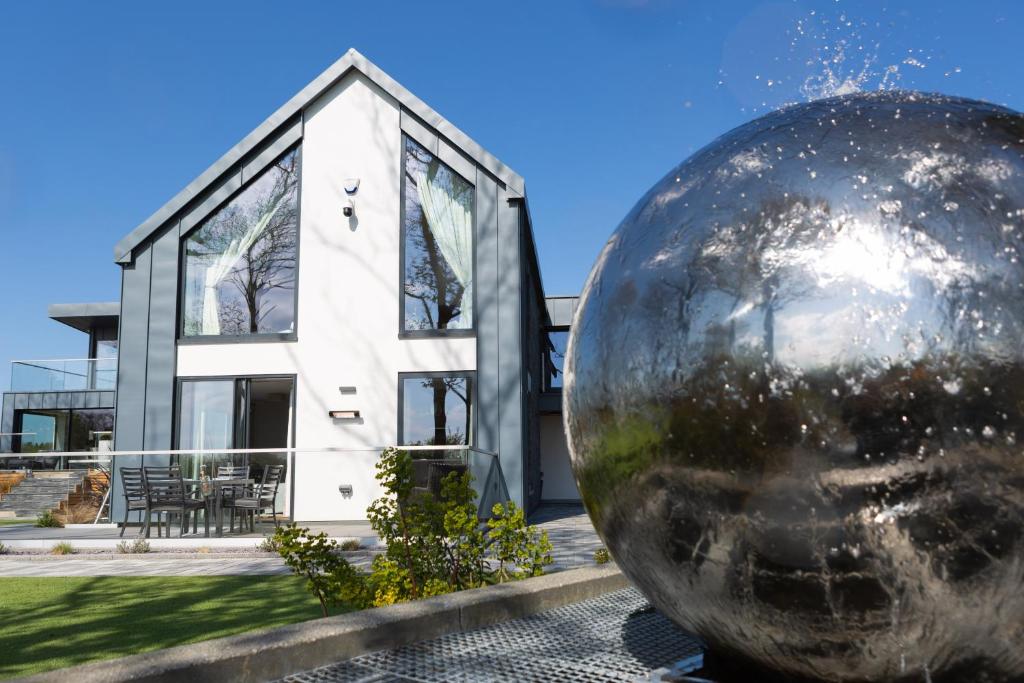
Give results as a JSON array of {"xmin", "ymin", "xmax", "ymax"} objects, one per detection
[
  {"xmin": 0, "ymin": 519, "xmax": 33, "ymax": 526},
  {"xmin": 0, "ymin": 576, "xmax": 326, "ymax": 679}
]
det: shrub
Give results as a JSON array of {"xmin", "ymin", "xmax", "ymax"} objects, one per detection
[
  {"xmin": 278, "ymin": 447, "xmax": 556, "ymax": 615},
  {"xmin": 339, "ymin": 539, "xmax": 362, "ymax": 551},
  {"xmin": 366, "ymin": 448, "xmax": 488, "ymax": 605},
  {"xmin": 272, "ymin": 524, "xmax": 364, "ymax": 617},
  {"xmin": 0, "ymin": 542, "xmax": 8, "ymax": 555},
  {"xmin": 258, "ymin": 535, "xmax": 281, "ymax": 553},
  {"xmin": 116, "ymin": 538, "xmax": 151, "ymax": 554},
  {"xmin": 594, "ymin": 547, "xmax": 610, "ymax": 565},
  {"xmin": 51, "ymin": 542, "xmax": 74, "ymax": 555},
  {"xmin": 36, "ymin": 510, "xmax": 63, "ymax": 528},
  {"xmin": 487, "ymin": 501, "xmax": 553, "ymax": 582}
]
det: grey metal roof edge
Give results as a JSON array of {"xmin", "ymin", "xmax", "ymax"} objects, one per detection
[
  {"xmin": 113, "ymin": 48, "xmax": 526, "ymax": 263},
  {"xmin": 47, "ymin": 302, "xmax": 121, "ymax": 319},
  {"xmin": 48, "ymin": 301, "xmax": 121, "ymax": 332}
]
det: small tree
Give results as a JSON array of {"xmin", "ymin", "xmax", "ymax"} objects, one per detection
[
  {"xmin": 487, "ymin": 501, "xmax": 553, "ymax": 582},
  {"xmin": 273, "ymin": 524, "xmax": 364, "ymax": 617}
]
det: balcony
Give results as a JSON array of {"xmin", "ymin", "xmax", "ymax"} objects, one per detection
[{"xmin": 9, "ymin": 358, "xmax": 118, "ymax": 393}]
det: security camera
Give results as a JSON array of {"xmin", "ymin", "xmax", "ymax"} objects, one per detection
[{"xmin": 342, "ymin": 197, "xmax": 355, "ymax": 218}]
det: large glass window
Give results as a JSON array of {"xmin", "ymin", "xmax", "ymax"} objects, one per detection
[
  {"xmin": 402, "ymin": 137, "xmax": 474, "ymax": 333},
  {"xmin": 69, "ymin": 409, "xmax": 114, "ymax": 452},
  {"xmin": 182, "ymin": 147, "xmax": 300, "ymax": 338},
  {"xmin": 544, "ymin": 328, "xmax": 569, "ymax": 390},
  {"xmin": 399, "ymin": 373, "xmax": 474, "ymax": 447},
  {"xmin": 13, "ymin": 408, "xmax": 114, "ymax": 469},
  {"xmin": 16, "ymin": 411, "xmax": 68, "ymax": 453}
]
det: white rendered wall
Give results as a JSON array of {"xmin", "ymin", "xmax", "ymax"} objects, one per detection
[
  {"xmin": 539, "ymin": 414, "xmax": 580, "ymax": 501},
  {"xmin": 176, "ymin": 72, "xmax": 476, "ymax": 520}
]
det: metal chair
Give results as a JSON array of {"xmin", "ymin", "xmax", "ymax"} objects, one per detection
[
  {"xmin": 216, "ymin": 464, "xmax": 250, "ymax": 532},
  {"xmin": 224, "ymin": 465, "xmax": 284, "ymax": 532},
  {"xmin": 143, "ymin": 466, "xmax": 208, "ymax": 538},
  {"xmin": 118, "ymin": 467, "xmax": 148, "ymax": 537}
]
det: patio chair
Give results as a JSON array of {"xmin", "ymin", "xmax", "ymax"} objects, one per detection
[
  {"xmin": 143, "ymin": 466, "xmax": 208, "ymax": 538},
  {"xmin": 224, "ymin": 464, "xmax": 284, "ymax": 532},
  {"xmin": 118, "ymin": 467, "xmax": 148, "ymax": 538},
  {"xmin": 216, "ymin": 464, "xmax": 250, "ymax": 532}
]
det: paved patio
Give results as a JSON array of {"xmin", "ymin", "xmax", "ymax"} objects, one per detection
[{"xmin": 0, "ymin": 504, "xmax": 604, "ymax": 577}]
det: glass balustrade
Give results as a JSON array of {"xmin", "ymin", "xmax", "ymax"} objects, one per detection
[{"xmin": 9, "ymin": 358, "xmax": 118, "ymax": 392}]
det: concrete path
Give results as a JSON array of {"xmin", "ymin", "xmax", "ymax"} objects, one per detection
[
  {"xmin": 0, "ymin": 557, "xmax": 290, "ymax": 577},
  {"xmin": 0, "ymin": 504, "xmax": 602, "ymax": 577}
]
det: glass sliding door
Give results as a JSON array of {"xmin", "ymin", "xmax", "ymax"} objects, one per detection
[
  {"xmin": 176, "ymin": 376, "xmax": 293, "ymax": 515},
  {"xmin": 177, "ymin": 379, "xmax": 235, "ymax": 478}
]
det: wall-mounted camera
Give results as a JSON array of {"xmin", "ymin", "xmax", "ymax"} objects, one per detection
[{"xmin": 342, "ymin": 197, "xmax": 355, "ymax": 217}]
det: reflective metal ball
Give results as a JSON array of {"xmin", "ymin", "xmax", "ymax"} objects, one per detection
[{"xmin": 565, "ymin": 92, "xmax": 1024, "ymax": 682}]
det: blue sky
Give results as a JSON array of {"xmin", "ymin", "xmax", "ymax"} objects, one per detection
[{"xmin": 1, "ymin": 0, "xmax": 1022, "ymax": 387}]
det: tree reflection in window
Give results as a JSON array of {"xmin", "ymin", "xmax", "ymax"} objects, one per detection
[
  {"xmin": 182, "ymin": 147, "xmax": 300, "ymax": 337},
  {"xmin": 400, "ymin": 374, "xmax": 473, "ymax": 447},
  {"xmin": 403, "ymin": 137, "xmax": 474, "ymax": 332}
]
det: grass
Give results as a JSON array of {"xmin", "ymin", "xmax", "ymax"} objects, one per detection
[
  {"xmin": 0, "ymin": 576, "xmax": 326, "ymax": 679},
  {"xmin": 0, "ymin": 519, "xmax": 32, "ymax": 526}
]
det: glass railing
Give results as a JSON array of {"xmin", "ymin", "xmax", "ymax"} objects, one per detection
[
  {"xmin": 0, "ymin": 446, "xmax": 509, "ymax": 527},
  {"xmin": 9, "ymin": 358, "xmax": 118, "ymax": 392}
]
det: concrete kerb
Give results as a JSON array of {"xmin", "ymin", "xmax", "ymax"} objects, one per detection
[{"xmin": 13, "ymin": 564, "xmax": 627, "ymax": 683}]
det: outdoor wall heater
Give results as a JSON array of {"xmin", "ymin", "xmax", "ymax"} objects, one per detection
[{"xmin": 329, "ymin": 410, "xmax": 360, "ymax": 419}]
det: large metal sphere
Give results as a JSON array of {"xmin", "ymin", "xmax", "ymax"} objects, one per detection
[{"xmin": 565, "ymin": 92, "xmax": 1024, "ymax": 682}]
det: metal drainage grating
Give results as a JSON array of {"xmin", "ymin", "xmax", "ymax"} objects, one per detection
[{"xmin": 279, "ymin": 587, "xmax": 704, "ymax": 682}]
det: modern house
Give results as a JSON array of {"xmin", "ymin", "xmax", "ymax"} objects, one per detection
[{"xmin": 1, "ymin": 49, "xmax": 581, "ymax": 523}]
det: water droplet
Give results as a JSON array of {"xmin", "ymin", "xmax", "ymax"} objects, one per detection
[{"xmin": 982, "ymin": 425, "xmax": 996, "ymax": 439}]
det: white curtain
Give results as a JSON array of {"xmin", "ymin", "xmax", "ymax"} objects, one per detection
[
  {"xmin": 415, "ymin": 169, "xmax": 473, "ymax": 327},
  {"xmin": 200, "ymin": 193, "xmax": 289, "ymax": 335}
]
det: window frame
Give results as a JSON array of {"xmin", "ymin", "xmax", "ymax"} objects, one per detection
[
  {"xmin": 177, "ymin": 144, "xmax": 303, "ymax": 345},
  {"xmin": 398, "ymin": 134, "xmax": 477, "ymax": 339},
  {"xmin": 543, "ymin": 326, "xmax": 570, "ymax": 392},
  {"xmin": 397, "ymin": 370, "xmax": 478, "ymax": 447}
]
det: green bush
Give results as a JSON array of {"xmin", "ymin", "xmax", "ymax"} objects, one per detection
[
  {"xmin": 257, "ymin": 535, "xmax": 281, "ymax": 553},
  {"xmin": 0, "ymin": 542, "xmax": 8, "ymax": 555},
  {"xmin": 272, "ymin": 524, "xmax": 364, "ymax": 617},
  {"xmin": 593, "ymin": 547, "xmax": 610, "ymax": 565},
  {"xmin": 487, "ymin": 501, "xmax": 553, "ymax": 582},
  {"xmin": 116, "ymin": 538, "xmax": 151, "ymax": 554},
  {"xmin": 36, "ymin": 510, "xmax": 63, "ymax": 528},
  {"xmin": 339, "ymin": 539, "xmax": 362, "ymax": 551},
  {"xmin": 51, "ymin": 542, "xmax": 74, "ymax": 555},
  {"xmin": 275, "ymin": 447, "xmax": 554, "ymax": 615}
]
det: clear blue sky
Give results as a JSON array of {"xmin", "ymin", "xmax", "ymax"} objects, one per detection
[{"xmin": 1, "ymin": 0, "xmax": 1022, "ymax": 387}]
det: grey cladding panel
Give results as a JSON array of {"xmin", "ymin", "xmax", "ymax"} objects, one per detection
[
  {"xmin": 143, "ymin": 225, "xmax": 180, "ymax": 451},
  {"xmin": 57, "ymin": 392, "xmax": 72, "ymax": 409},
  {"xmin": 114, "ymin": 245, "xmax": 153, "ymax": 451},
  {"xmin": 242, "ymin": 119, "xmax": 302, "ymax": 184},
  {"xmin": 399, "ymin": 110, "xmax": 438, "ymax": 155},
  {"xmin": 475, "ymin": 172, "xmax": 500, "ymax": 457},
  {"xmin": 496, "ymin": 191, "xmax": 524, "ymax": 508},
  {"xmin": 438, "ymin": 138, "xmax": 476, "ymax": 185},
  {"xmin": 545, "ymin": 297, "xmax": 580, "ymax": 328},
  {"xmin": 179, "ymin": 171, "xmax": 242, "ymax": 236},
  {"xmin": 1, "ymin": 394, "xmax": 13, "ymax": 451}
]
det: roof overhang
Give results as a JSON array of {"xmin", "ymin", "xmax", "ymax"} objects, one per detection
[
  {"xmin": 113, "ymin": 48, "xmax": 527, "ymax": 264},
  {"xmin": 48, "ymin": 302, "xmax": 120, "ymax": 333}
]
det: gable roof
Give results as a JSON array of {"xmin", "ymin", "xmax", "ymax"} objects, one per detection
[{"xmin": 113, "ymin": 48, "xmax": 526, "ymax": 263}]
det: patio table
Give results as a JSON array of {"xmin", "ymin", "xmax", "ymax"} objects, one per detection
[{"xmin": 184, "ymin": 477, "xmax": 253, "ymax": 537}]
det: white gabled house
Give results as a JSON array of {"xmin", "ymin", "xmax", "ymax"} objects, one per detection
[{"xmin": 2, "ymin": 50, "xmax": 582, "ymax": 523}]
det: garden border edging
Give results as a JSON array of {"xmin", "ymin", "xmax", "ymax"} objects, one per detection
[{"xmin": 13, "ymin": 564, "xmax": 626, "ymax": 683}]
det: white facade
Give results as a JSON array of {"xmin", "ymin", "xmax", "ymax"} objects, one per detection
[
  {"xmin": 540, "ymin": 414, "xmax": 581, "ymax": 501},
  {"xmin": 176, "ymin": 72, "xmax": 477, "ymax": 520}
]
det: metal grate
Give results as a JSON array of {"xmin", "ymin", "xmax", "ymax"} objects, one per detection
[{"xmin": 279, "ymin": 588, "xmax": 704, "ymax": 683}]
